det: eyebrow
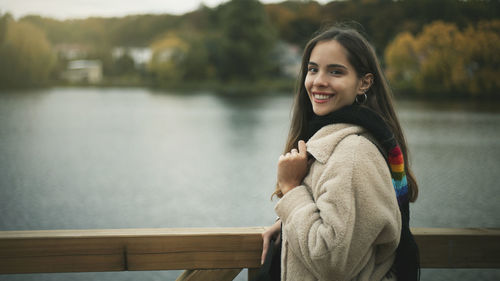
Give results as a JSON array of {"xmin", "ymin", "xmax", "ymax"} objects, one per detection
[{"xmin": 308, "ymin": 61, "xmax": 348, "ymax": 69}]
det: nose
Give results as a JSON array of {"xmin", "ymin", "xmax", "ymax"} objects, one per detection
[{"xmin": 313, "ymin": 72, "xmax": 328, "ymax": 87}]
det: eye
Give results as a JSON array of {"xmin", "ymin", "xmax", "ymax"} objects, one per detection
[
  {"xmin": 307, "ymin": 66, "xmax": 318, "ymax": 73},
  {"xmin": 329, "ymin": 69, "xmax": 344, "ymax": 75}
]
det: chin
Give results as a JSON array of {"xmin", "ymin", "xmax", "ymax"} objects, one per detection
[{"xmin": 313, "ymin": 106, "xmax": 337, "ymax": 116}]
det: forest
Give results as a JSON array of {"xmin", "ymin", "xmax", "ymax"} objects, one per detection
[{"xmin": 0, "ymin": 0, "xmax": 499, "ymax": 98}]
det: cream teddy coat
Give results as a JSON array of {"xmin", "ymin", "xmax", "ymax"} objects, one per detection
[{"xmin": 275, "ymin": 123, "xmax": 401, "ymax": 281}]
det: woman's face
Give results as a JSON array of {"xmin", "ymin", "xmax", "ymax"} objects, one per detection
[{"xmin": 304, "ymin": 40, "xmax": 365, "ymax": 116}]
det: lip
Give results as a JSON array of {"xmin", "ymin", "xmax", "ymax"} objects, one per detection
[{"xmin": 311, "ymin": 91, "xmax": 335, "ymax": 104}]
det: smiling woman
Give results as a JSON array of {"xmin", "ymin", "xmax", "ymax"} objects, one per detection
[{"xmin": 261, "ymin": 25, "xmax": 420, "ymax": 281}]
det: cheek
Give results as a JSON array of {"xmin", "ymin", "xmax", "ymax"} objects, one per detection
[
  {"xmin": 304, "ymin": 75, "xmax": 312, "ymax": 91},
  {"xmin": 337, "ymin": 80, "xmax": 357, "ymax": 95}
]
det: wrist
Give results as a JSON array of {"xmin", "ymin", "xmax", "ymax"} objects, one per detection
[{"xmin": 279, "ymin": 183, "xmax": 299, "ymax": 195}]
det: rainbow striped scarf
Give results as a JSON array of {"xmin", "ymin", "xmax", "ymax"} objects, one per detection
[{"xmin": 389, "ymin": 145, "xmax": 409, "ymax": 206}]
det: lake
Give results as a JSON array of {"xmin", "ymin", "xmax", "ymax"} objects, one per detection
[{"xmin": 0, "ymin": 87, "xmax": 499, "ymax": 280}]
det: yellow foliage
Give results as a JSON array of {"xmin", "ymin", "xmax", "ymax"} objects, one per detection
[
  {"xmin": 2, "ymin": 20, "xmax": 55, "ymax": 84},
  {"xmin": 149, "ymin": 32, "xmax": 189, "ymax": 82},
  {"xmin": 385, "ymin": 20, "xmax": 500, "ymax": 97},
  {"xmin": 457, "ymin": 20, "xmax": 500, "ymax": 95},
  {"xmin": 385, "ymin": 32, "xmax": 418, "ymax": 84},
  {"xmin": 151, "ymin": 32, "xmax": 188, "ymax": 54},
  {"xmin": 413, "ymin": 22, "xmax": 461, "ymax": 93}
]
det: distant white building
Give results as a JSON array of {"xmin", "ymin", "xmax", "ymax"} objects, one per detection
[
  {"xmin": 274, "ymin": 42, "xmax": 302, "ymax": 78},
  {"xmin": 54, "ymin": 44, "xmax": 89, "ymax": 60},
  {"xmin": 112, "ymin": 47, "xmax": 152, "ymax": 69},
  {"xmin": 62, "ymin": 60, "xmax": 103, "ymax": 84}
]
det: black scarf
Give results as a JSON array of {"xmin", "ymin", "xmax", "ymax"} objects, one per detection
[{"xmin": 307, "ymin": 104, "xmax": 420, "ymax": 281}]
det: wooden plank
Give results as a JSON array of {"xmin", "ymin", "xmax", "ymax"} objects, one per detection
[
  {"xmin": 129, "ymin": 251, "xmax": 260, "ymax": 271},
  {"xmin": 0, "ymin": 227, "xmax": 266, "ymax": 239},
  {"xmin": 0, "ymin": 254, "xmax": 124, "ymax": 273},
  {"xmin": 413, "ymin": 228, "xmax": 500, "ymax": 268},
  {"xmin": 1, "ymin": 227, "xmax": 499, "ymax": 274},
  {"xmin": 0, "ymin": 227, "xmax": 264, "ymax": 274},
  {"xmin": 176, "ymin": 269, "xmax": 242, "ymax": 281},
  {"xmin": 0, "ymin": 237, "xmax": 127, "ymax": 273}
]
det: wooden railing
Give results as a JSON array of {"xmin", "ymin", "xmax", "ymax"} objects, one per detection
[{"xmin": 0, "ymin": 227, "xmax": 499, "ymax": 280}]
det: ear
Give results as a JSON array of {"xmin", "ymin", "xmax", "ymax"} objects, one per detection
[{"xmin": 358, "ymin": 73, "xmax": 374, "ymax": 95}]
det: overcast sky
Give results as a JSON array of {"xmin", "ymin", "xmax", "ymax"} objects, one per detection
[{"xmin": 1, "ymin": 0, "xmax": 330, "ymax": 20}]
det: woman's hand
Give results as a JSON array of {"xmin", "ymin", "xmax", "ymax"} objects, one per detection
[
  {"xmin": 261, "ymin": 219, "xmax": 282, "ymax": 264},
  {"xmin": 277, "ymin": 140, "xmax": 309, "ymax": 195}
]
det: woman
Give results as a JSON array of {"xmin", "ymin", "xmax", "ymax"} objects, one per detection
[{"xmin": 261, "ymin": 26, "xmax": 419, "ymax": 281}]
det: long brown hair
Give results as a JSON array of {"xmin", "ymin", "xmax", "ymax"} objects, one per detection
[{"xmin": 273, "ymin": 26, "xmax": 418, "ymax": 202}]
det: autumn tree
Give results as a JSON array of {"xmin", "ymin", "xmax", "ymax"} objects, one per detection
[
  {"xmin": 385, "ymin": 20, "xmax": 500, "ymax": 98},
  {"xmin": 0, "ymin": 13, "xmax": 8, "ymax": 44},
  {"xmin": 148, "ymin": 32, "xmax": 189, "ymax": 84},
  {"xmin": 413, "ymin": 22, "xmax": 462, "ymax": 95},
  {"xmin": 0, "ymin": 14, "xmax": 55, "ymax": 88},
  {"xmin": 454, "ymin": 20, "xmax": 500, "ymax": 97},
  {"xmin": 148, "ymin": 30, "xmax": 217, "ymax": 86},
  {"xmin": 384, "ymin": 31, "xmax": 419, "ymax": 93}
]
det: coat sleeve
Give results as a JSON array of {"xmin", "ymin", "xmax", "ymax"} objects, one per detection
[{"xmin": 275, "ymin": 135, "xmax": 401, "ymax": 280}]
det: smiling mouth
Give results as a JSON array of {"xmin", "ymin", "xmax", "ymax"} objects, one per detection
[{"xmin": 312, "ymin": 92, "xmax": 334, "ymax": 103}]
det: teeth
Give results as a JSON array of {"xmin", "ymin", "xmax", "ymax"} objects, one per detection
[{"xmin": 314, "ymin": 94, "xmax": 331, "ymax": 100}]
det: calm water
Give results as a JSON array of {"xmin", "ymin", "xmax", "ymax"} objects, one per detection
[{"xmin": 0, "ymin": 87, "xmax": 499, "ymax": 280}]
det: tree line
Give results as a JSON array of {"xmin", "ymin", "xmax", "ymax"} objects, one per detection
[
  {"xmin": 0, "ymin": 0, "xmax": 499, "ymax": 98},
  {"xmin": 386, "ymin": 20, "xmax": 499, "ymax": 98}
]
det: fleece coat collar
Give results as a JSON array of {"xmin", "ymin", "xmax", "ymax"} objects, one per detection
[{"xmin": 306, "ymin": 123, "xmax": 366, "ymax": 164}]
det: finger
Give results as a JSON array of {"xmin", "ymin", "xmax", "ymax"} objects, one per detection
[
  {"xmin": 291, "ymin": 148, "xmax": 298, "ymax": 155},
  {"xmin": 261, "ymin": 236, "xmax": 270, "ymax": 265},
  {"xmin": 285, "ymin": 152, "xmax": 291, "ymax": 157},
  {"xmin": 298, "ymin": 140, "xmax": 307, "ymax": 156}
]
